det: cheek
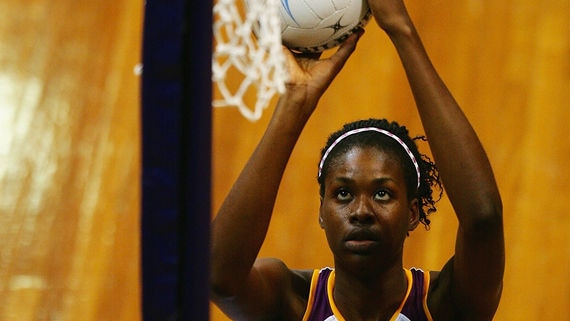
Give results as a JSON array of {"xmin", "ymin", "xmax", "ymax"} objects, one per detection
[
  {"xmin": 386, "ymin": 205, "xmax": 413, "ymax": 233},
  {"xmin": 321, "ymin": 217, "xmax": 343, "ymax": 250},
  {"xmin": 321, "ymin": 200, "xmax": 347, "ymax": 221},
  {"xmin": 320, "ymin": 203, "xmax": 342, "ymax": 229}
]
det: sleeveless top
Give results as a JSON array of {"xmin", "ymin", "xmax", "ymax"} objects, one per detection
[{"xmin": 301, "ymin": 267, "xmax": 433, "ymax": 321}]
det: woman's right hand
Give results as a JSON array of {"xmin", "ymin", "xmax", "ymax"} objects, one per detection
[{"xmin": 280, "ymin": 29, "xmax": 364, "ymax": 114}]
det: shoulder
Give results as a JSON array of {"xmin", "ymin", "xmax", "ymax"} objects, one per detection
[
  {"xmin": 255, "ymin": 258, "xmax": 315, "ymax": 319},
  {"xmin": 427, "ymin": 259, "xmax": 493, "ymax": 321},
  {"xmin": 212, "ymin": 258, "xmax": 314, "ymax": 320},
  {"xmin": 254, "ymin": 258, "xmax": 314, "ymax": 293},
  {"xmin": 427, "ymin": 257, "xmax": 501, "ymax": 321},
  {"xmin": 427, "ymin": 256, "xmax": 464, "ymax": 321}
]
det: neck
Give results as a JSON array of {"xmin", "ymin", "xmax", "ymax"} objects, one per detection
[{"xmin": 332, "ymin": 264, "xmax": 408, "ymax": 321}]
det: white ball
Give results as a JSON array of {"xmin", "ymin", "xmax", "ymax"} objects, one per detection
[{"xmin": 279, "ymin": 0, "xmax": 371, "ymax": 53}]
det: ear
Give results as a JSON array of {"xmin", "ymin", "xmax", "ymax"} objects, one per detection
[
  {"xmin": 318, "ymin": 197, "xmax": 325, "ymax": 229},
  {"xmin": 408, "ymin": 198, "xmax": 420, "ymax": 232}
]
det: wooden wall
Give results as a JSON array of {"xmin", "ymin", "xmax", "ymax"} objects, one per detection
[
  {"xmin": 0, "ymin": 0, "xmax": 568, "ymax": 320},
  {"xmin": 212, "ymin": 0, "xmax": 570, "ymax": 320}
]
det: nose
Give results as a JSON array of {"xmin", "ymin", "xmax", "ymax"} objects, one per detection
[{"xmin": 349, "ymin": 196, "xmax": 375, "ymax": 225}]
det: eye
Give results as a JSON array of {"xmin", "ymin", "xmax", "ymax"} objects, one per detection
[
  {"xmin": 336, "ymin": 189, "xmax": 353, "ymax": 201},
  {"xmin": 373, "ymin": 190, "xmax": 391, "ymax": 201}
]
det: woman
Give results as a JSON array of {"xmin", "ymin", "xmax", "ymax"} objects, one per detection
[{"xmin": 210, "ymin": 0, "xmax": 505, "ymax": 320}]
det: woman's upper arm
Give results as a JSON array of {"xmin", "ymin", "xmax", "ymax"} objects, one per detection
[{"xmin": 453, "ymin": 209, "xmax": 505, "ymax": 319}]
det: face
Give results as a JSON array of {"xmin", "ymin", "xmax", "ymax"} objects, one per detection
[{"xmin": 319, "ymin": 146, "xmax": 419, "ymax": 270}]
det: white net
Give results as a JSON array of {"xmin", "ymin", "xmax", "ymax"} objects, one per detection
[{"xmin": 212, "ymin": 0, "xmax": 287, "ymax": 121}]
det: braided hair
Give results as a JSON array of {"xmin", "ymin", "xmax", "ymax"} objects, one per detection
[{"xmin": 317, "ymin": 119, "xmax": 442, "ymax": 228}]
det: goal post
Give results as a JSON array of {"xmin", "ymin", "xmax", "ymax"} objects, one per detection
[{"xmin": 141, "ymin": 0, "xmax": 211, "ymax": 320}]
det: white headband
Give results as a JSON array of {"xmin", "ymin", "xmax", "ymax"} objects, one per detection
[{"xmin": 318, "ymin": 127, "xmax": 421, "ymax": 189}]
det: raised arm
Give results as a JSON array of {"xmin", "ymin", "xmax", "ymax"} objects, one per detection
[
  {"xmin": 368, "ymin": 1, "xmax": 504, "ymax": 319},
  {"xmin": 210, "ymin": 34, "xmax": 362, "ymax": 320}
]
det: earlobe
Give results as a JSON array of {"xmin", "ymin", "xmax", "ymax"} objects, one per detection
[
  {"xmin": 319, "ymin": 199, "xmax": 325, "ymax": 229},
  {"xmin": 408, "ymin": 198, "xmax": 420, "ymax": 231}
]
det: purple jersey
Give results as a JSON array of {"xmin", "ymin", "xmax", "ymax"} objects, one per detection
[{"xmin": 302, "ymin": 267, "xmax": 433, "ymax": 321}]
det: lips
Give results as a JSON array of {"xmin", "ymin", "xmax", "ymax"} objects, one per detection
[
  {"xmin": 345, "ymin": 228, "xmax": 379, "ymax": 242},
  {"xmin": 344, "ymin": 228, "xmax": 380, "ymax": 253}
]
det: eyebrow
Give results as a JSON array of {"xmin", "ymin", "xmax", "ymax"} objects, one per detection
[{"xmin": 332, "ymin": 176, "xmax": 396, "ymax": 185}]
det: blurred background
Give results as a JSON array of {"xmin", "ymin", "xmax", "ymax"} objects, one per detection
[
  {"xmin": 0, "ymin": 0, "xmax": 141, "ymax": 320},
  {"xmin": 0, "ymin": 0, "xmax": 568, "ymax": 320}
]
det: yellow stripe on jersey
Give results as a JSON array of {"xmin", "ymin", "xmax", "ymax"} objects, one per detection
[{"xmin": 301, "ymin": 269, "xmax": 322, "ymax": 321}]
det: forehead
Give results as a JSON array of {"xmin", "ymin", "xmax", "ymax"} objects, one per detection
[{"xmin": 327, "ymin": 146, "xmax": 405, "ymax": 180}]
